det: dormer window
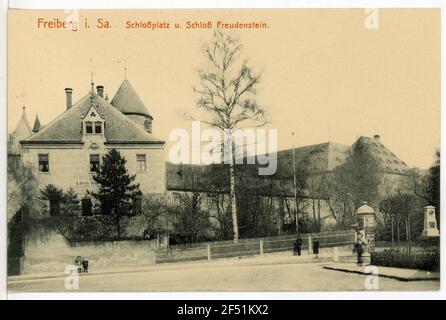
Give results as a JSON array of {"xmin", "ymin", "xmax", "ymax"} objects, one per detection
[
  {"xmin": 86, "ymin": 122, "xmax": 93, "ymax": 134},
  {"xmin": 94, "ymin": 122, "xmax": 102, "ymax": 134},
  {"xmin": 82, "ymin": 106, "xmax": 105, "ymax": 137},
  {"xmin": 84, "ymin": 121, "xmax": 103, "ymax": 134}
]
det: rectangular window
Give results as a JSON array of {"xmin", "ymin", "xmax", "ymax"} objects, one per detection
[
  {"xmin": 86, "ymin": 121, "xmax": 93, "ymax": 134},
  {"xmin": 81, "ymin": 198, "xmax": 92, "ymax": 216},
  {"xmin": 38, "ymin": 154, "xmax": 49, "ymax": 172},
  {"xmin": 95, "ymin": 122, "xmax": 102, "ymax": 134},
  {"xmin": 137, "ymin": 154, "xmax": 147, "ymax": 172},
  {"xmin": 90, "ymin": 154, "xmax": 100, "ymax": 173}
]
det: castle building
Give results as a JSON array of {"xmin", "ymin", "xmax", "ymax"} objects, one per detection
[
  {"xmin": 13, "ymin": 79, "xmax": 166, "ymax": 204},
  {"xmin": 166, "ymin": 134, "xmax": 412, "ymax": 233}
]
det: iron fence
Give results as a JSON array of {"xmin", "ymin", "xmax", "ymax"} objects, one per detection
[
  {"xmin": 371, "ymin": 247, "xmax": 440, "ymax": 271},
  {"xmin": 154, "ymin": 230, "xmax": 356, "ymax": 263}
]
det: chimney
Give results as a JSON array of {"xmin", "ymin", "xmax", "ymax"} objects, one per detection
[
  {"xmin": 65, "ymin": 88, "xmax": 73, "ymax": 110},
  {"xmin": 373, "ymin": 134, "xmax": 380, "ymax": 142},
  {"xmin": 96, "ymin": 85, "xmax": 104, "ymax": 98}
]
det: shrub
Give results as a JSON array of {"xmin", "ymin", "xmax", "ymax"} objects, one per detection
[{"xmin": 371, "ymin": 247, "xmax": 439, "ymax": 271}]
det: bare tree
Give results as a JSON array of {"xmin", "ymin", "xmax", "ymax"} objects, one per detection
[
  {"xmin": 319, "ymin": 141, "xmax": 381, "ymax": 227},
  {"xmin": 193, "ymin": 31, "xmax": 267, "ymax": 242}
]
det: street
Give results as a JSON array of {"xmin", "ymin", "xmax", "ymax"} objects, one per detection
[{"xmin": 8, "ymin": 257, "xmax": 439, "ymax": 292}]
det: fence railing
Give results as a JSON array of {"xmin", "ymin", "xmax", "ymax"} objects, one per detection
[
  {"xmin": 154, "ymin": 230, "xmax": 356, "ymax": 263},
  {"xmin": 371, "ymin": 246, "xmax": 440, "ymax": 271}
]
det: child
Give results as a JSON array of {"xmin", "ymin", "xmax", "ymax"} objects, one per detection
[{"xmin": 82, "ymin": 257, "xmax": 89, "ymax": 273}]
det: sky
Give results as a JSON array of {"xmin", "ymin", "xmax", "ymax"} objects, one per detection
[{"xmin": 8, "ymin": 9, "xmax": 440, "ymax": 169}]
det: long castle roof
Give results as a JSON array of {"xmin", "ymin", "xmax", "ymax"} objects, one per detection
[{"xmin": 166, "ymin": 136, "xmax": 410, "ymax": 194}]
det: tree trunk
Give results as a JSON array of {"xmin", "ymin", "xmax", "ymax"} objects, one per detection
[
  {"xmin": 295, "ymin": 197, "xmax": 299, "ymax": 233},
  {"xmin": 229, "ymin": 161, "xmax": 239, "ymax": 242},
  {"xmin": 391, "ymin": 216, "xmax": 394, "ymax": 248},
  {"xmin": 406, "ymin": 217, "xmax": 411, "ymax": 254},
  {"xmin": 312, "ymin": 199, "xmax": 318, "ymax": 232},
  {"xmin": 116, "ymin": 213, "xmax": 121, "ymax": 240}
]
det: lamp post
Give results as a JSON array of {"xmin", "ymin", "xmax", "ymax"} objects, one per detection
[{"xmin": 292, "ymin": 132, "xmax": 299, "ymax": 234}]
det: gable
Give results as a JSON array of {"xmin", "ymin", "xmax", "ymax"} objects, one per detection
[{"xmin": 82, "ymin": 105, "xmax": 104, "ymax": 121}]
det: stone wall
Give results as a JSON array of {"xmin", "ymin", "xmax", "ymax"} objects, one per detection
[{"xmin": 22, "ymin": 228, "xmax": 159, "ymax": 275}]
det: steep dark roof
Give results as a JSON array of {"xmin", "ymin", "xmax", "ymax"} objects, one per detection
[
  {"xmin": 352, "ymin": 136, "xmax": 409, "ymax": 174},
  {"xmin": 8, "ymin": 109, "xmax": 32, "ymax": 154},
  {"xmin": 22, "ymin": 92, "xmax": 164, "ymax": 144},
  {"xmin": 166, "ymin": 162, "xmax": 316, "ymax": 198},
  {"xmin": 274, "ymin": 142, "xmax": 351, "ymax": 176},
  {"xmin": 111, "ymin": 79, "xmax": 152, "ymax": 118},
  {"xmin": 166, "ymin": 162, "xmax": 219, "ymax": 192},
  {"xmin": 166, "ymin": 137, "xmax": 410, "ymax": 195},
  {"xmin": 32, "ymin": 114, "xmax": 41, "ymax": 132}
]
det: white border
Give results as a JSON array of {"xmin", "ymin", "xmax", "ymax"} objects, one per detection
[
  {"xmin": 0, "ymin": 0, "xmax": 8, "ymax": 301},
  {"xmin": 1, "ymin": 0, "xmax": 445, "ymax": 300},
  {"xmin": 6, "ymin": 0, "xmax": 445, "ymax": 9}
]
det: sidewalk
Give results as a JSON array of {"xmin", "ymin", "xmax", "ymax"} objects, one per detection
[
  {"xmin": 323, "ymin": 263, "xmax": 440, "ymax": 282},
  {"xmin": 9, "ymin": 249, "xmax": 347, "ymax": 283}
]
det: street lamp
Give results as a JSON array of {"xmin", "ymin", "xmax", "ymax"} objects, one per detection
[{"xmin": 291, "ymin": 131, "xmax": 298, "ymax": 234}]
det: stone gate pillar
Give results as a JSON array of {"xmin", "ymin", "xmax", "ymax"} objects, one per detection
[{"xmin": 422, "ymin": 205, "xmax": 440, "ymax": 237}]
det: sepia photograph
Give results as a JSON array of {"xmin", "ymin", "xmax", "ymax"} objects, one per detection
[{"xmin": 5, "ymin": 7, "xmax": 441, "ymax": 295}]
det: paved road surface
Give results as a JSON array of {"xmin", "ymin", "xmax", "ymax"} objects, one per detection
[{"xmin": 8, "ymin": 260, "xmax": 439, "ymax": 292}]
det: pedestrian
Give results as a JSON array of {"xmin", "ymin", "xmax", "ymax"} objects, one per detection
[
  {"xmin": 295, "ymin": 235, "xmax": 303, "ymax": 256},
  {"xmin": 313, "ymin": 238, "xmax": 320, "ymax": 258},
  {"xmin": 74, "ymin": 256, "xmax": 82, "ymax": 273},
  {"xmin": 353, "ymin": 240, "xmax": 364, "ymax": 266},
  {"xmin": 82, "ymin": 257, "xmax": 89, "ymax": 273}
]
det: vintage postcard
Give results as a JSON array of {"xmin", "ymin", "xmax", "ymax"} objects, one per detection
[{"xmin": 6, "ymin": 7, "xmax": 441, "ymax": 294}]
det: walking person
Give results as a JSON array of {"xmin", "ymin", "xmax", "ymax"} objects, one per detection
[
  {"xmin": 313, "ymin": 238, "xmax": 320, "ymax": 258},
  {"xmin": 294, "ymin": 235, "xmax": 303, "ymax": 256},
  {"xmin": 353, "ymin": 240, "xmax": 364, "ymax": 266}
]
